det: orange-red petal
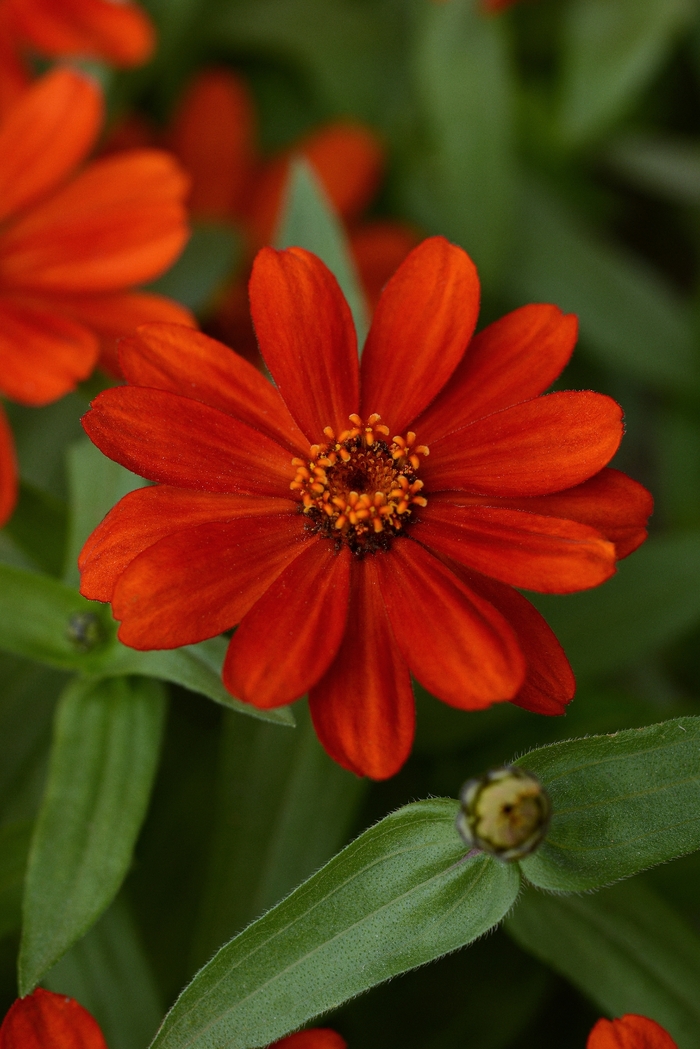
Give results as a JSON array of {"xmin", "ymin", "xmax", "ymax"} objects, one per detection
[
  {"xmin": 79, "ymin": 486, "xmax": 294, "ymax": 602},
  {"xmin": 309, "ymin": 556, "xmax": 414, "ymax": 780},
  {"xmin": 0, "ymin": 404, "xmax": 18, "ymax": 528},
  {"xmin": 0, "ymin": 10, "xmax": 31, "ymax": 119},
  {"xmin": 490, "ymin": 468, "xmax": 653, "ymax": 559},
  {"xmin": 0, "ymin": 294, "xmax": 98, "ymax": 405},
  {"xmin": 169, "ymin": 69, "xmax": 256, "ymax": 221},
  {"xmin": 112, "ymin": 513, "xmax": 310, "ymax": 649},
  {"xmin": 271, "ymin": 1032, "xmax": 347, "ymax": 1049},
  {"xmin": 375, "ymin": 540, "xmax": 525, "ymax": 710},
  {"xmin": 424, "ymin": 391, "xmax": 623, "ymax": 497},
  {"xmin": 451, "ymin": 564, "xmax": 574, "ymax": 716},
  {"xmin": 118, "ymin": 323, "xmax": 306, "ymax": 453},
  {"xmin": 6, "ymin": 0, "xmax": 155, "ymax": 67},
  {"xmin": 360, "ymin": 237, "xmax": 480, "ymax": 434},
  {"xmin": 224, "ymin": 543, "xmax": 350, "ymax": 708},
  {"xmin": 416, "ymin": 304, "xmax": 578, "ymax": 443},
  {"xmin": 587, "ymin": 1015, "xmax": 677, "ymax": 1049},
  {"xmin": 250, "ymin": 246, "xmax": 359, "ymax": 441},
  {"xmin": 412, "ymin": 501, "xmax": 617, "ymax": 593},
  {"xmin": 0, "ymin": 67, "xmax": 102, "ymax": 224},
  {"xmin": 0, "ymin": 988, "xmax": 107, "ymax": 1049},
  {"xmin": 0, "ymin": 150, "xmax": 189, "ymax": 292},
  {"xmin": 349, "ymin": 220, "xmax": 420, "ymax": 313},
  {"xmin": 83, "ymin": 387, "xmax": 294, "ymax": 497}
]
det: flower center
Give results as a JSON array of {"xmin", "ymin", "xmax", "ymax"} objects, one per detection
[{"xmin": 290, "ymin": 413, "xmax": 429, "ymax": 556}]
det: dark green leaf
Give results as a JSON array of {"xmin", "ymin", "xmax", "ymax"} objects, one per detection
[
  {"xmin": 505, "ymin": 179, "xmax": 699, "ymax": 394},
  {"xmin": 516, "ymin": 717, "xmax": 700, "ymax": 892},
  {"xmin": 532, "ymin": 533, "xmax": 700, "ymax": 678},
  {"xmin": 5, "ymin": 396, "xmax": 85, "ymax": 501},
  {"xmin": 607, "ymin": 133, "xmax": 700, "ymax": 206},
  {"xmin": 276, "ymin": 158, "xmax": 368, "ymax": 344},
  {"xmin": 148, "ymin": 222, "xmax": 241, "ymax": 314},
  {"xmin": 19, "ymin": 675, "xmax": 166, "ymax": 993},
  {"xmin": 558, "ymin": 0, "xmax": 694, "ymax": 145},
  {"xmin": 0, "ymin": 821, "xmax": 31, "ymax": 942},
  {"xmin": 151, "ymin": 800, "xmax": 519, "ymax": 1049},
  {"xmin": 506, "ymin": 879, "xmax": 700, "ymax": 1047},
  {"xmin": 4, "ymin": 483, "xmax": 67, "ymax": 577},
  {"xmin": 45, "ymin": 896, "xmax": 163, "ymax": 1049}
]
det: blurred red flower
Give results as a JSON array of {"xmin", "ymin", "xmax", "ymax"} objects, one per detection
[
  {"xmin": 79, "ymin": 237, "xmax": 652, "ymax": 779},
  {"xmin": 0, "ymin": 65, "xmax": 192, "ymax": 406},
  {"xmin": 0, "ymin": 988, "xmax": 107, "ymax": 1049},
  {"xmin": 272, "ymin": 1030, "xmax": 346, "ymax": 1049},
  {"xmin": 588, "ymin": 1014, "xmax": 677, "ymax": 1048}
]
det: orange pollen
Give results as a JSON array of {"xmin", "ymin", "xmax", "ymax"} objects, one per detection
[{"xmin": 290, "ymin": 413, "xmax": 429, "ymax": 555}]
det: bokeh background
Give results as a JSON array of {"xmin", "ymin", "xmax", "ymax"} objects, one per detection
[{"xmin": 2, "ymin": 0, "xmax": 700, "ymax": 1046}]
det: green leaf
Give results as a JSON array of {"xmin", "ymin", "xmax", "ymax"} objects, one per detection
[
  {"xmin": 45, "ymin": 896, "xmax": 163, "ymax": 1049},
  {"xmin": 0, "ymin": 565, "xmax": 292, "ymax": 725},
  {"xmin": 19, "ymin": 675, "xmax": 166, "ymax": 993},
  {"xmin": 4, "ymin": 482, "xmax": 67, "ymax": 577},
  {"xmin": 505, "ymin": 179, "xmax": 699, "ymax": 395},
  {"xmin": 607, "ymin": 133, "xmax": 700, "ymax": 206},
  {"xmin": 515, "ymin": 717, "xmax": 700, "ymax": 892},
  {"xmin": 151, "ymin": 800, "xmax": 519, "ymax": 1049},
  {"xmin": 532, "ymin": 533, "xmax": 700, "ymax": 678},
  {"xmin": 147, "ymin": 222, "xmax": 241, "ymax": 314},
  {"xmin": 558, "ymin": 0, "xmax": 695, "ymax": 145},
  {"xmin": 5, "ymin": 395, "xmax": 85, "ymax": 501},
  {"xmin": 64, "ymin": 438, "xmax": 146, "ymax": 588},
  {"xmin": 402, "ymin": 0, "xmax": 514, "ymax": 286},
  {"xmin": 276, "ymin": 158, "xmax": 368, "ymax": 345},
  {"xmin": 191, "ymin": 702, "xmax": 366, "ymax": 967},
  {"xmin": 0, "ymin": 821, "xmax": 31, "ymax": 941},
  {"xmin": 506, "ymin": 880, "xmax": 700, "ymax": 1047}
]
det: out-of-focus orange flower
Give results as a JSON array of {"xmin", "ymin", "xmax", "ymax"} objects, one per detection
[
  {"xmin": 0, "ymin": 65, "xmax": 192, "ymax": 405},
  {"xmin": 79, "ymin": 238, "xmax": 652, "ymax": 780},
  {"xmin": 0, "ymin": 403, "xmax": 17, "ymax": 527},
  {"xmin": 0, "ymin": 0, "xmax": 154, "ymax": 69},
  {"xmin": 588, "ymin": 1014, "xmax": 677, "ymax": 1048},
  {"xmin": 271, "ymin": 1030, "xmax": 347, "ymax": 1049},
  {"xmin": 0, "ymin": 988, "xmax": 108, "ymax": 1049},
  {"xmin": 165, "ymin": 68, "xmax": 419, "ymax": 355}
]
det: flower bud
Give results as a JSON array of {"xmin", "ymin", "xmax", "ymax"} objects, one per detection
[
  {"xmin": 66, "ymin": 611, "xmax": 104, "ymax": 652},
  {"xmin": 456, "ymin": 766, "xmax": 550, "ymax": 861}
]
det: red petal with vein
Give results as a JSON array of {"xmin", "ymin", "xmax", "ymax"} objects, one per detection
[
  {"xmin": 413, "ymin": 501, "xmax": 616, "ymax": 593},
  {"xmin": 360, "ymin": 237, "xmax": 479, "ymax": 434},
  {"xmin": 452, "ymin": 564, "xmax": 574, "ymax": 715},
  {"xmin": 587, "ymin": 1015, "xmax": 677, "ymax": 1049},
  {"xmin": 309, "ymin": 557, "xmax": 414, "ymax": 780},
  {"xmin": 416, "ymin": 304, "xmax": 578, "ymax": 442},
  {"xmin": 79, "ymin": 486, "xmax": 294, "ymax": 602},
  {"xmin": 118, "ymin": 323, "xmax": 306, "ymax": 453},
  {"xmin": 0, "ymin": 68, "xmax": 101, "ymax": 224},
  {"xmin": 0, "ymin": 405, "xmax": 17, "ymax": 528},
  {"xmin": 169, "ymin": 69, "xmax": 256, "ymax": 221},
  {"xmin": 271, "ymin": 1031, "xmax": 347, "ymax": 1049},
  {"xmin": 376, "ymin": 540, "xmax": 524, "ymax": 710},
  {"xmin": 112, "ymin": 513, "xmax": 309, "ymax": 648},
  {"xmin": 6, "ymin": 0, "xmax": 155, "ymax": 66},
  {"xmin": 424, "ymin": 391, "xmax": 623, "ymax": 497},
  {"xmin": 350, "ymin": 220, "xmax": 419, "ymax": 312},
  {"xmin": 0, "ymin": 988, "xmax": 107, "ymax": 1049},
  {"xmin": 83, "ymin": 387, "xmax": 294, "ymax": 497},
  {"xmin": 490, "ymin": 468, "xmax": 653, "ymax": 559},
  {"xmin": 224, "ymin": 543, "xmax": 350, "ymax": 708},
  {"xmin": 250, "ymin": 247, "xmax": 359, "ymax": 441},
  {"xmin": 0, "ymin": 150, "xmax": 189, "ymax": 292},
  {"xmin": 0, "ymin": 295, "xmax": 98, "ymax": 405},
  {"xmin": 53, "ymin": 292, "xmax": 195, "ymax": 377}
]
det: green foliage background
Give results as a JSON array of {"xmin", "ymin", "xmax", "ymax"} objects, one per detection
[{"xmin": 3, "ymin": 0, "xmax": 700, "ymax": 1046}]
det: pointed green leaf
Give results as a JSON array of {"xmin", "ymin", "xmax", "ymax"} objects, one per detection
[
  {"xmin": 516, "ymin": 717, "xmax": 700, "ymax": 892},
  {"xmin": 151, "ymin": 800, "xmax": 519, "ymax": 1049},
  {"xmin": 276, "ymin": 158, "xmax": 368, "ymax": 345},
  {"xmin": 506, "ymin": 880, "xmax": 700, "ymax": 1047},
  {"xmin": 19, "ymin": 675, "xmax": 166, "ymax": 993},
  {"xmin": 0, "ymin": 821, "xmax": 32, "ymax": 941}
]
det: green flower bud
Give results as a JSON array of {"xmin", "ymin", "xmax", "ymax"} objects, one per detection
[
  {"xmin": 455, "ymin": 766, "xmax": 550, "ymax": 861},
  {"xmin": 66, "ymin": 611, "xmax": 104, "ymax": 653}
]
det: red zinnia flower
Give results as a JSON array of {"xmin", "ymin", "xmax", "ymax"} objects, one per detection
[
  {"xmin": 0, "ymin": 65, "xmax": 192, "ymax": 405},
  {"xmin": 0, "ymin": 989, "xmax": 108, "ymax": 1049},
  {"xmin": 588, "ymin": 1015, "xmax": 677, "ymax": 1048},
  {"xmin": 79, "ymin": 237, "xmax": 652, "ymax": 779}
]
